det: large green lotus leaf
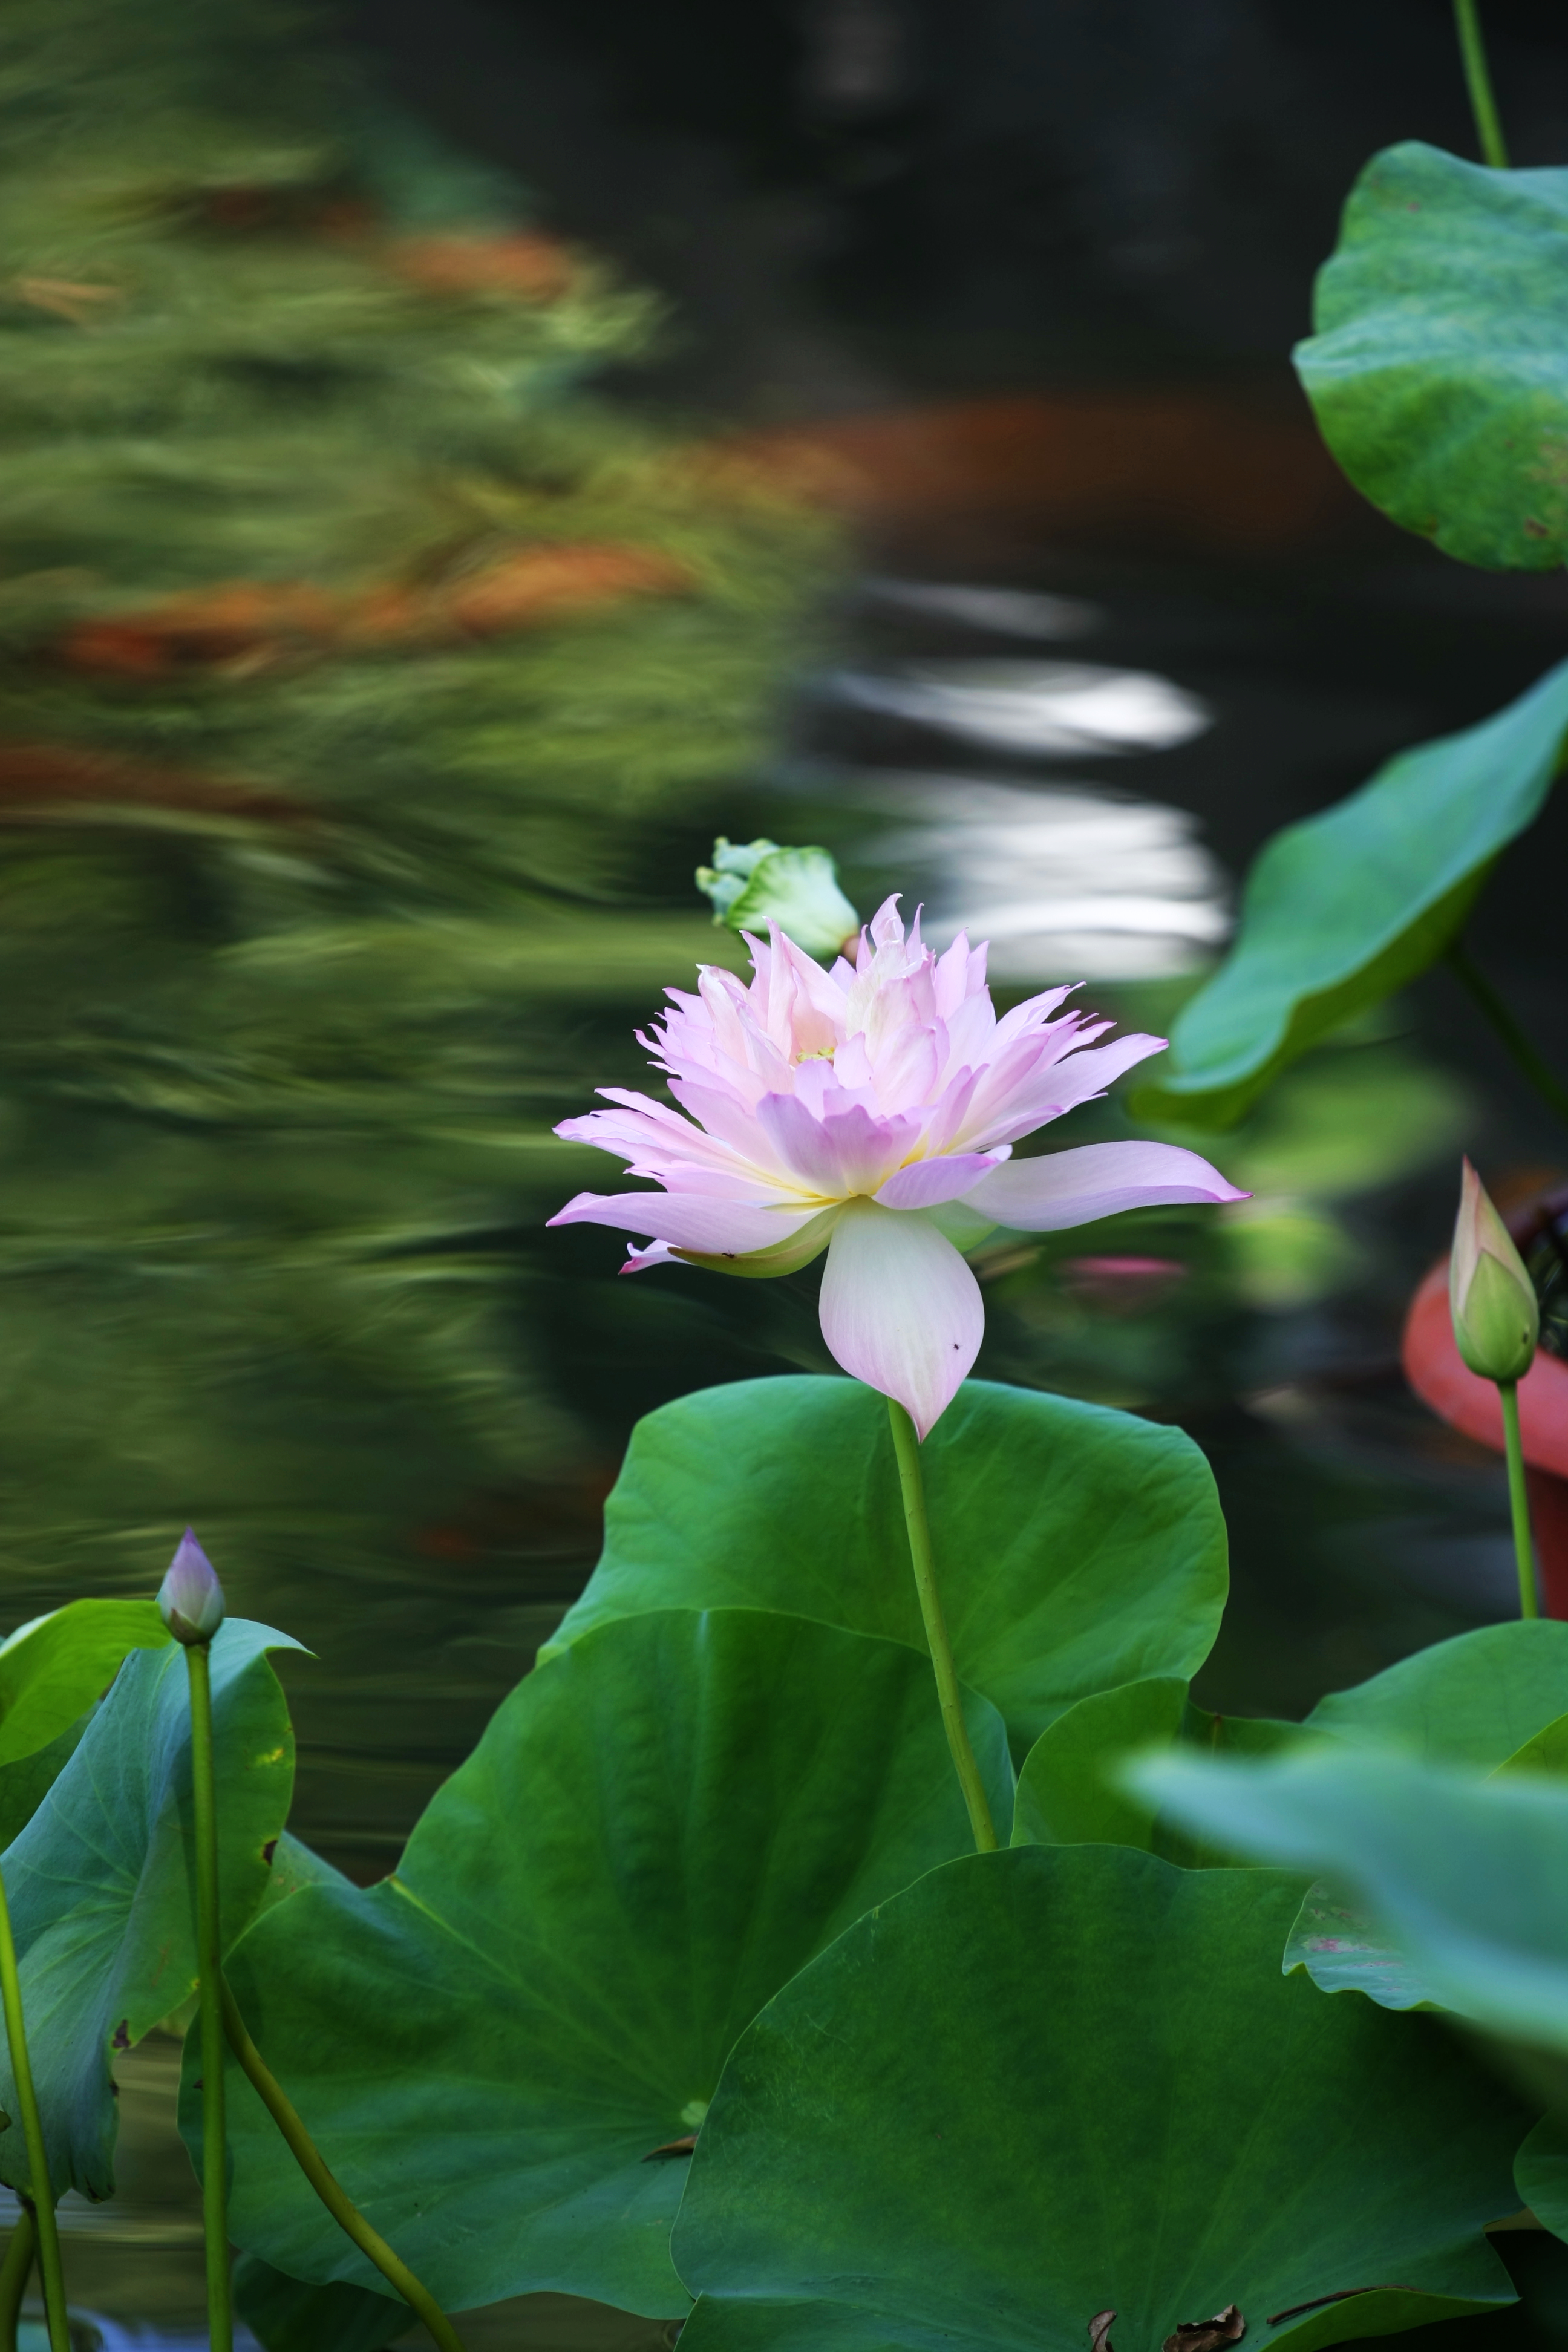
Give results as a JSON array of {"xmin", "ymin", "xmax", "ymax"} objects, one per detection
[
  {"xmin": 195, "ymin": 1607, "xmax": 1013, "ymax": 2319},
  {"xmin": 543, "ymin": 1378, "xmax": 1226, "ymax": 1757},
  {"xmin": 1138, "ymin": 1746, "xmax": 1568, "ymax": 2051},
  {"xmin": 671, "ymin": 1846, "xmax": 1526, "ymax": 2352},
  {"xmin": 1296, "ymin": 143, "xmax": 1568, "ymax": 571},
  {"xmin": 1305, "ymin": 1621, "xmax": 1568, "ymax": 1766},
  {"xmin": 1010, "ymin": 1678, "xmax": 1303, "ymax": 1863},
  {"xmin": 1136, "ymin": 659, "xmax": 1568, "ymax": 1125},
  {"xmin": 0, "ymin": 1616, "xmax": 301, "ymax": 2201},
  {"xmin": 0, "ymin": 1598, "xmax": 169, "ymax": 1766}
]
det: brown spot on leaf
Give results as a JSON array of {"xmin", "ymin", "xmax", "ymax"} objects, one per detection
[
  {"xmin": 1089, "ymin": 2312, "xmax": 1117, "ymax": 2352},
  {"xmin": 111, "ymin": 2021, "xmax": 131, "ymax": 2053},
  {"xmin": 1163, "ymin": 2305, "xmax": 1245, "ymax": 2352},
  {"xmin": 1524, "ymin": 518, "xmax": 1551, "ymax": 537},
  {"xmin": 263, "ymin": 1840, "xmax": 278, "ymax": 1866},
  {"xmin": 641, "ymin": 2134, "xmax": 699, "ymax": 2162}
]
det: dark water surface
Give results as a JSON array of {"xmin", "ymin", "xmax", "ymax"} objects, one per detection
[{"xmin": 8, "ymin": 3, "xmax": 1568, "ymax": 2342}]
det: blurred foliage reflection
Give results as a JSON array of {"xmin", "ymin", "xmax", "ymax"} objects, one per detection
[{"xmin": 0, "ymin": 0, "xmax": 837, "ymax": 1872}]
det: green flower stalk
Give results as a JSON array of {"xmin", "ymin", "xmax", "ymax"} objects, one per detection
[
  {"xmin": 886, "ymin": 1402, "xmax": 998, "ymax": 1853},
  {"xmin": 159, "ymin": 1530, "xmax": 232, "ymax": 2352},
  {"xmin": 0, "ymin": 1897, "xmax": 66, "ymax": 2352},
  {"xmin": 1450, "ymin": 1160, "xmax": 1539, "ymax": 1616}
]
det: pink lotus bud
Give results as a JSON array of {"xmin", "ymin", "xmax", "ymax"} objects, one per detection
[
  {"xmin": 1449, "ymin": 1157, "xmax": 1538, "ymax": 1384},
  {"xmin": 158, "ymin": 1528, "xmax": 226, "ymax": 1645}
]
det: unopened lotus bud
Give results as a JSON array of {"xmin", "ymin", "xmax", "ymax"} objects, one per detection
[
  {"xmin": 1449, "ymin": 1158, "xmax": 1538, "ymax": 1383},
  {"xmin": 158, "ymin": 1527, "xmax": 226, "ymax": 1645},
  {"xmin": 696, "ymin": 837, "xmax": 859, "ymax": 961}
]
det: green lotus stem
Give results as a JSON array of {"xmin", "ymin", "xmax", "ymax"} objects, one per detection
[
  {"xmin": 0, "ymin": 1872, "xmax": 67, "ymax": 2352},
  {"xmin": 1446, "ymin": 941, "xmax": 1568, "ymax": 1130},
  {"xmin": 1498, "ymin": 1380, "xmax": 1538, "ymax": 1618},
  {"xmin": 1452, "ymin": 0, "xmax": 1509, "ymax": 168},
  {"xmin": 887, "ymin": 1401, "xmax": 998, "ymax": 1854},
  {"xmin": 0, "ymin": 2201, "xmax": 37, "ymax": 2352},
  {"xmin": 185, "ymin": 1639, "xmax": 232, "ymax": 2352},
  {"xmin": 218, "ymin": 1978, "xmax": 466, "ymax": 2352}
]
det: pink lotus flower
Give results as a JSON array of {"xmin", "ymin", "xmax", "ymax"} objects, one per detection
[{"xmin": 549, "ymin": 898, "xmax": 1245, "ymax": 1436}]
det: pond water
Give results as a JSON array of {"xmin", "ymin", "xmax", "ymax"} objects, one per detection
[{"xmin": 8, "ymin": 2, "xmax": 1568, "ymax": 2344}]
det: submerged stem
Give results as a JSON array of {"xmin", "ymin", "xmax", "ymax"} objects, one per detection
[
  {"xmin": 219, "ymin": 1978, "xmax": 466, "ymax": 2352},
  {"xmin": 0, "ymin": 2200, "xmax": 36, "ymax": 2352},
  {"xmin": 0, "ymin": 1875, "xmax": 66, "ymax": 2352},
  {"xmin": 887, "ymin": 1401, "xmax": 998, "ymax": 1854},
  {"xmin": 1498, "ymin": 1380, "xmax": 1539, "ymax": 1618},
  {"xmin": 185, "ymin": 1641, "xmax": 232, "ymax": 2352},
  {"xmin": 1447, "ymin": 941, "xmax": 1568, "ymax": 1131},
  {"xmin": 1452, "ymin": 0, "xmax": 1510, "ymax": 167}
]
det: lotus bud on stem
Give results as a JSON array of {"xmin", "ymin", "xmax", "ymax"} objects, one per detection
[
  {"xmin": 159, "ymin": 1535, "xmax": 466, "ymax": 2352},
  {"xmin": 1449, "ymin": 1161, "xmax": 1540, "ymax": 1617},
  {"xmin": 0, "ymin": 1885, "xmax": 67, "ymax": 2352},
  {"xmin": 158, "ymin": 1529, "xmax": 232, "ymax": 2352},
  {"xmin": 886, "ymin": 1402, "xmax": 998, "ymax": 1854}
]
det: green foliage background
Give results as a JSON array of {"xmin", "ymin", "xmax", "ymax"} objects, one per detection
[{"xmin": 0, "ymin": 0, "xmax": 838, "ymax": 1610}]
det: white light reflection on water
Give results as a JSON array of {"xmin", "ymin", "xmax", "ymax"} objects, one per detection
[
  {"xmin": 857, "ymin": 579, "xmax": 1104, "ymax": 640},
  {"xmin": 826, "ymin": 659, "xmax": 1212, "ymax": 756},
  {"xmin": 844, "ymin": 771, "xmax": 1231, "ymax": 981}
]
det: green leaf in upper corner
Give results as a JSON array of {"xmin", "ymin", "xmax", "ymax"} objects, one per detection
[
  {"xmin": 1305, "ymin": 1620, "xmax": 1568, "ymax": 1768},
  {"xmin": 541, "ymin": 1377, "xmax": 1227, "ymax": 1759},
  {"xmin": 1134, "ymin": 1745, "xmax": 1568, "ymax": 2051},
  {"xmin": 0, "ymin": 1597, "xmax": 169, "ymax": 1766},
  {"xmin": 1011, "ymin": 1677, "xmax": 1307, "ymax": 1863},
  {"xmin": 671, "ymin": 1845, "xmax": 1528, "ymax": 2352},
  {"xmin": 0, "ymin": 1616, "xmax": 301, "ymax": 2202},
  {"xmin": 1133, "ymin": 660, "xmax": 1568, "ymax": 1126},
  {"xmin": 234, "ymin": 2254, "xmax": 410, "ymax": 2352},
  {"xmin": 1295, "ymin": 143, "xmax": 1568, "ymax": 571},
  {"xmin": 192, "ymin": 1606, "xmax": 1011, "ymax": 2321}
]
